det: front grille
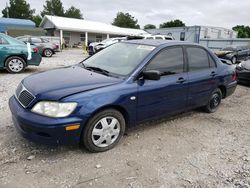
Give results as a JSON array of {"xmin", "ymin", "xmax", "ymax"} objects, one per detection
[{"xmin": 16, "ymin": 84, "xmax": 35, "ymax": 108}]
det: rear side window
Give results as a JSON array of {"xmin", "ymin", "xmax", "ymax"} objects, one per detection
[
  {"xmin": 146, "ymin": 47, "xmax": 184, "ymax": 75},
  {"xmin": 31, "ymin": 38, "xmax": 42, "ymax": 43},
  {"xmin": 187, "ymin": 47, "xmax": 209, "ymax": 71},
  {"xmin": 208, "ymin": 54, "xmax": 216, "ymax": 68}
]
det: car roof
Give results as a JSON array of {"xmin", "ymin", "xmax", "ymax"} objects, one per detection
[{"xmin": 123, "ymin": 39, "xmax": 200, "ymax": 47}]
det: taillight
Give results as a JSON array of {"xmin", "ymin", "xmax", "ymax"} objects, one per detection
[
  {"xmin": 232, "ymin": 71, "xmax": 237, "ymax": 81},
  {"xmin": 33, "ymin": 47, "xmax": 39, "ymax": 53}
]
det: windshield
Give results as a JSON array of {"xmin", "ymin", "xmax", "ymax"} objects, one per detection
[{"xmin": 83, "ymin": 42, "xmax": 155, "ymax": 77}]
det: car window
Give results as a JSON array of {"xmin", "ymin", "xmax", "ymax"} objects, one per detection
[
  {"xmin": 146, "ymin": 37, "xmax": 153, "ymax": 39},
  {"xmin": 165, "ymin": 37, "xmax": 172, "ymax": 40},
  {"xmin": 31, "ymin": 38, "xmax": 42, "ymax": 43},
  {"xmin": 155, "ymin": 36, "xmax": 163, "ymax": 40},
  {"xmin": 208, "ymin": 54, "xmax": 216, "ymax": 68},
  {"xmin": 187, "ymin": 47, "xmax": 210, "ymax": 71},
  {"xmin": 18, "ymin": 37, "xmax": 28, "ymax": 42},
  {"xmin": 146, "ymin": 47, "xmax": 184, "ymax": 75},
  {"xmin": 0, "ymin": 36, "xmax": 9, "ymax": 44}
]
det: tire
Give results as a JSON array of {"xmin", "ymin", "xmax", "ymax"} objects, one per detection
[
  {"xmin": 82, "ymin": 109, "xmax": 126, "ymax": 152},
  {"xmin": 5, "ymin": 56, "xmax": 25, "ymax": 73},
  {"xmin": 204, "ymin": 88, "xmax": 222, "ymax": 113},
  {"xmin": 43, "ymin": 48, "xmax": 53, "ymax": 57},
  {"xmin": 231, "ymin": 56, "xmax": 237, "ymax": 64}
]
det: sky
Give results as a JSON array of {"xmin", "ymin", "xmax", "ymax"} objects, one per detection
[{"xmin": 0, "ymin": 0, "xmax": 250, "ymax": 29}]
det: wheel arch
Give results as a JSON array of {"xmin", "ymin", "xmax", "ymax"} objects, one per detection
[
  {"xmin": 86, "ymin": 104, "xmax": 131, "ymax": 128},
  {"xmin": 4, "ymin": 54, "xmax": 27, "ymax": 67},
  {"xmin": 218, "ymin": 85, "xmax": 227, "ymax": 99}
]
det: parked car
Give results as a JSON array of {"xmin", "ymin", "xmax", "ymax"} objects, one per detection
[
  {"xmin": 0, "ymin": 33, "xmax": 42, "ymax": 73},
  {"xmin": 88, "ymin": 37, "xmax": 126, "ymax": 55},
  {"xmin": 16, "ymin": 36, "xmax": 58, "ymax": 57},
  {"xmin": 40, "ymin": 36, "xmax": 60, "ymax": 52},
  {"xmin": 236, "ymin": 59, "xmax": 250, "ymax": 85},
  {"xmin": 9, "ymin": 40, "xmax": 237, "ymax": 152},
  {"xmin": 214, "ymin": 45, "xmax": 250, "ymax": 64}
]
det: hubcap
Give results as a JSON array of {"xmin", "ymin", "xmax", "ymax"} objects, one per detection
[
  {"xmin": 210, "ymin": 93, "xmax": 220, "ymax": 109},
  {"xmin": 45, "ymin": 49, "xmax": 52, "ymax": 57},
  {"xmin": 8, "ymin": 59, "xmax": 24, "ymax": 72},
  {"xmin": 91, "ymin": 116, "xmax": 120, "ymax": 148}
]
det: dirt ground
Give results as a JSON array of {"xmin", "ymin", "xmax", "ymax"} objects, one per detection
[{"xmin": 0, "ymin": 49, "xmax": 249, "ymax": 188}]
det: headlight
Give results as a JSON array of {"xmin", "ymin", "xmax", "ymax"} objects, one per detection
[{"xmin": 31, "ymin": 101, "xmax": 77, "ymax": 118}]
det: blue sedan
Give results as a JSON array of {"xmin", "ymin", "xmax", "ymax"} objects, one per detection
[{"xmin": 9, "ymin": 40, "xmax": 237, "ymax": 152}]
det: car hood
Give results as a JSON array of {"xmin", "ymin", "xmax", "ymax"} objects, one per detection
[
  {"xmin": 241, "ymin": 60, "xmax": 250, "ymax": 70},
  {"xmin": 214, "ymin": 50, "xmax": 234, "ymax": 57},
  {"xmin": 22, "ymin": 65, "xmax": 122, "ymax": 100}
]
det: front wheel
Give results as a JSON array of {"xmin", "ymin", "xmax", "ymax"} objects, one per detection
[
  {"xmin": 204, "ymin": 88, "xmax": 222, "ymax": 113},
  {"xmin": 5, "ymin": 56, "xmax": 25, "ymax": 73},
  {"xmin": 82, "ymin": 109, "xmax": 126, "ymax": 152}
]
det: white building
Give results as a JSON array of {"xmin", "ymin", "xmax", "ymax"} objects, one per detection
[
  {"xmin": 146, "ymin": 26, "xmax": 238, "ymax": 43},
  {"xmin": 40, "ymin": 15, "xmax": 147, "ymax": 47}
]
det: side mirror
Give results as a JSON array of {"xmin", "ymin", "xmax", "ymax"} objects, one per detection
[{"xmin": 142, "ymin": 70, "xmax": 161, "ymax": 80}]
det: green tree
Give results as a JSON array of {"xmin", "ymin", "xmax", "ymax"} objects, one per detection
[
  {"xmin": 65, "ymin": 6, "xmax": 83, "ymax": 19},
  {"xmin": 159, "ymin": 19, "xmax": 185, "ymax": 28},
  {"xmin": 232, "ymin": 25, "xmax": 250, "ymax": 38},
  {"xmin": 2, "ymin": 0, "xmax": 35, "ymax": 19},
  {"xmin": 41, "ymin": 0, "xmax": 64, "ymax": 17},
  {"xmin": 144, "ymin": 24, "xmax": 156, "ymax": 30},
  {"xmin": 112, "ymin": 12, "xmax": 140, "ymax": 29},
  {"xmin": 32, "ymin": 15, "xmax": 42, "ymax": 27}
]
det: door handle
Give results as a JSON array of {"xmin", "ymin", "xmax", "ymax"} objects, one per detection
[
  {"xmin": 176, "ymin": 77, "xmax": 186, "ymax": 84},
  {"xmin": 210, "ymin": 71, "xmax": 217, "ymax": 77}
]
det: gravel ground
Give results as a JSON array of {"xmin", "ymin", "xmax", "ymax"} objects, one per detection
[{"xmin": 0, "ymin": 49, "xmax": 249, "ymax": 188}]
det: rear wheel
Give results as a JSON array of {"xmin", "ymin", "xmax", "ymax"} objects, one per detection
[
  {"xmin": 82, "ymin": 109, "xmax": 126, "ymax": 152},
  {"xmin": 204, "ymin": 88, "xmax": 222, "ymax": 113},
  {"xmin": 5, "ymin": 56, "xmax": 25, "ymax": 73},
  {"xmin": 43, "ymin": 48, "xmax": 53, "ymax": 57}
]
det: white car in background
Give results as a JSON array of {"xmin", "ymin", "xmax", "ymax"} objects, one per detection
[{"xmin": 87, "ymin": 34, "xmax": 174, "ymax": 55}]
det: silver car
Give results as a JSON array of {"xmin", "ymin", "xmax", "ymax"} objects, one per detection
[{"xmin": 16, "ymin": 36, "xmax": 58, "ymax": 57}]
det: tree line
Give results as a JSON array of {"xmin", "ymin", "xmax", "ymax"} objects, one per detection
[
  {"xmin": 2, "ymin": 0, "xmax": 250, "ymax": 38},
  {"xmin": 2, "ymin": 0, "xmax": 83, "ymax": 26}
]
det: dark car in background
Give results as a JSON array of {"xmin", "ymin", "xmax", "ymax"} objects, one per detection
[
  {"xmin": 16, "ymin": 36, "xmax": 58, "ymax": 57},
  {"xmin": 236, "ymin": 59, "xmax": 250, "ymax": 85},
  {"xmin": 0, "ymin": 33, "xmax": 42, "ymax": 73},
  {"xmin": 215, "ymin": 45, "xmax": 250, "ymax": 64},
  {"xmin": 9, "ymin": 40, "xmax": 237, "ymax": 152}
]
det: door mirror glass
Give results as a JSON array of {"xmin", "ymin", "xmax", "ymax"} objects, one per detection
[{"xmin": 143, "ymin": 70, "xmax": 161, "ymax": 80}]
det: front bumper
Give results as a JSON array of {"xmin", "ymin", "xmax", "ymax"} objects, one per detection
[
  {"xmin": 236, "ymin": 71, "xmax": 250, "ymax": 85},
  {"xmin": 9, "ymin": 96, "xmax": 86, "ymax": 145}
]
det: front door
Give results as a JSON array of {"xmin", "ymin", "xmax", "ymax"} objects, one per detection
[
  {"xmin": 137, "ymin": 46, "xmax": 188, "ymax": 122},
  {"xmin": 0, "ymin": 36, "xmax": 10, "ymax": 68}
]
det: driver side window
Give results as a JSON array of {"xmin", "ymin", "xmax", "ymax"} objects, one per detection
[{"xmin": 146, "ymin": 47, "xmax": 184, "ymax": 75}]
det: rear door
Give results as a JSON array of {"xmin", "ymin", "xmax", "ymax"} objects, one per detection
[
  {"xmin": 137, "ymin": 46, "xmax": 188, "ymax": 122},
  {"xmin": 186, "ymin": 46, "xmax": 217, "ymax": 108}
]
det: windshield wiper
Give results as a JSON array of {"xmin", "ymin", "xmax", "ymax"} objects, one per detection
[{"xmin": 84, "ymin": 65, "xmax": 110, "ymax": 76}]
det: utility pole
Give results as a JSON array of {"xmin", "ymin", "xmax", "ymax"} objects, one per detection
[{"xmin": 6, "ymin": 2, "xmax": 9, "ymax": 18}]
